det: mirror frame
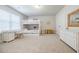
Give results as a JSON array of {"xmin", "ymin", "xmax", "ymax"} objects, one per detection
[{"xmin": 68, "ymin": 8, "xmax": 79, "ymax": 27}]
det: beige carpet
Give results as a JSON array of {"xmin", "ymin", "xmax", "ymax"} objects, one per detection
[{"xmin": 0, "ymin": 34, "xmax": 75, "ymax": 53}]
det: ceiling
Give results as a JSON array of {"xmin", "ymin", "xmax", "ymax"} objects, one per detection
[{"xmin": 10, "ymin": 5, "xmax": 64, "ymax": 16}]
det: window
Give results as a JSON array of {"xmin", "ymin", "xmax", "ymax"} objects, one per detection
[
  {"xmin": 11, "ymin": 14, "xmax": 21, "ymax": 31},
  {"xmin": 0, "ymin": 9, "xmax": 21, "ymax": 32},
  {"xmin": 0, "ymin": 9, "xmax": 10, "ymax": 32}
]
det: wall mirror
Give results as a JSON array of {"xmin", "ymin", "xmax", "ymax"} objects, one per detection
[{"xmin": 68, "ymin": 9, "xmax": 79, "ymax": 27}]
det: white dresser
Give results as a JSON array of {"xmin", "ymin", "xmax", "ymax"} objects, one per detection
[{"xmin": 2, "ymin": 31, "xmax": 15, "ymax": 42}]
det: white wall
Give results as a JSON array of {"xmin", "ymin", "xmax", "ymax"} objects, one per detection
[
  {"xmin": 28, "ymin": 16, "xmax": 56, "ymax": 31},
  {"xmin": 56, "ymin": 5, "xmax": 79, "ymax": 51},
  {"xmin": 0, "ymin": 5, "xmax": 22, "ymax": 16}
]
